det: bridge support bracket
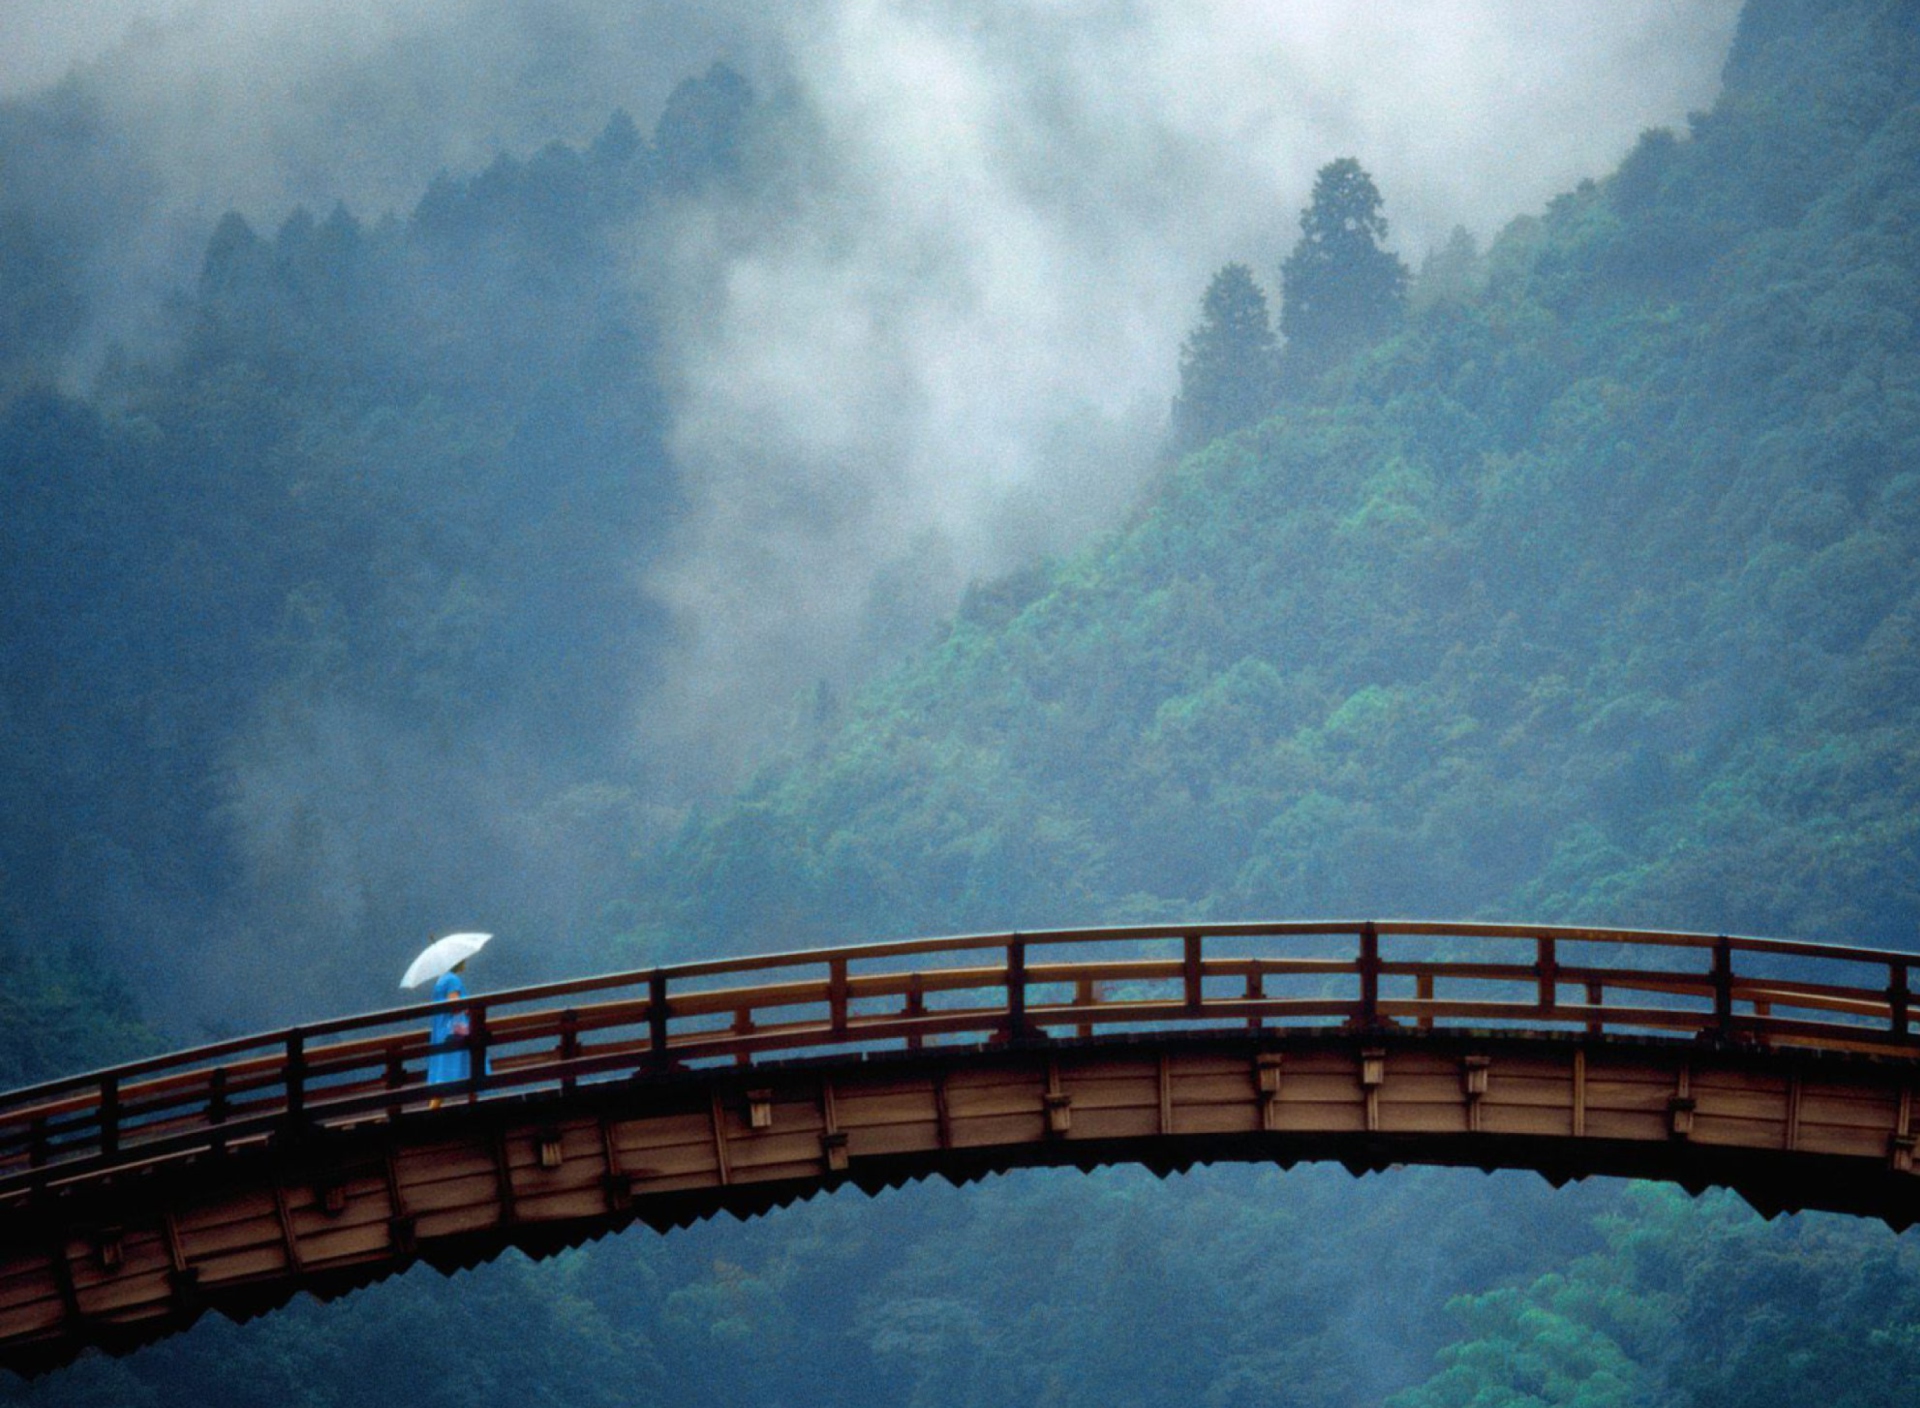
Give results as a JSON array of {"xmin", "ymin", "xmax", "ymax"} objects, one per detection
[
  {"xmin": 1462, "ymin": 1056, "xmax": 1491, "ymax": 1133},
  {"xmin": 1044, "ymin": 1061, "xmax": 1072, "ymax": 1136},
  {"xmin": 388, "ymin": 1214, "xmax": 417, "ymax": 1257},
  {"xmin": 1044, "ymin": 1092, "xmax": 1072, "ymax": 1136},
  {"xmin": 91, "ymin": 1227, "xmax": 125, "ymax": 1273},
  {"xmin": 1669, "ymin": 1096, "xmax": 1698, "ymax": 1140},
  {"xmin": 746, "ymin": 1090, "xmax": 774, "ymax": 1131},
  {"xmin": 1256, "ymin": 1052, "xmax": 1284, "ymax": 1131},
  {"xmin": 1361, "ymin": 1049, "xmax": 1386, "ymax": 1133}
]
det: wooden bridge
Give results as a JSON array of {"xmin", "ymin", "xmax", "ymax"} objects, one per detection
[{"xmin": 5, "ymin": 919, "xmax": 1920, "ymax": 1374}]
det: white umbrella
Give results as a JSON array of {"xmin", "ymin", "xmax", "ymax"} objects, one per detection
[{"xmin": 401, "ymin": 932, "xmax": 493, "ymax": 989}]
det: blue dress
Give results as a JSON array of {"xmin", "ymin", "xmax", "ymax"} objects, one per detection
[{"xmin": 428, "ymin": 971, "xmax": 472, "ymax": 1086}]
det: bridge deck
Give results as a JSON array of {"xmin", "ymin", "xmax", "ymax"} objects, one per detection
[{"xmin": 2, "ymin": 920, "xmax": 1918, "ymax": 1374}]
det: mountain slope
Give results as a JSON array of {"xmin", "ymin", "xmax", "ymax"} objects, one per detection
[{"xmin": 648, "ymin": 0, "xmax": 1920, "ymax": 957}]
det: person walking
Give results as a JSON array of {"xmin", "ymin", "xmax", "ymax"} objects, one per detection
[{"xmin": 427, "ymin": 962, "xmax": 475, "ymax": 1108}]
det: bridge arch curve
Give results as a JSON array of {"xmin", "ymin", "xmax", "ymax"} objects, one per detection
[{"xmin": 3, "ymin": 919, "xmax": 1918, "ymax": 1373}]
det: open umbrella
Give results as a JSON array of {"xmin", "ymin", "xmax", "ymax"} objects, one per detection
[{"xmin": 401, "ymin": 932, "xmax": 492, "ymax": 989}]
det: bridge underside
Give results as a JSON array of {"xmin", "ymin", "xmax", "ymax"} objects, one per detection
[{"xmin": 6, "ymin": 1028, "xmax": 1919, "ymax": 1373}]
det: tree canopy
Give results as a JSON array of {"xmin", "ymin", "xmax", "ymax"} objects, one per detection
[
  {"xmin": 1279, "ymin": 157, "xmax": 1409, "ymax": 369},
  {"xmin": 1170, "ymin": 262, "xmax": 1278, "ymax": 450}
]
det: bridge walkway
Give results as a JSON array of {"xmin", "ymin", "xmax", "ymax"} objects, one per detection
[{"xmin": 2, "ymin": 920, "xmax": 1918, "ymax": 1373}]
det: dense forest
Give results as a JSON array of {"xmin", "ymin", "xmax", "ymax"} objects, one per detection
[{"xmin": 4, "ymin": 0, "xmax": 1920, "ymax": 1402}]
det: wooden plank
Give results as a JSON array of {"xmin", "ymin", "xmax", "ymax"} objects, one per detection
[
  {"xmin": 0, "ymin": 1296, "xmax": 66, "ymax": 1341},
  {"xmin": 727, "ymin": 1130, "xmax": 846, "ymax": 1170},
  {"xmin": 834, "ymin": 1085, "xmax": 941, "ymax": 1130},
  {"xmin": 191, "ymin": 1243, "xmax": 303, "ymax": 1287},
  {"xmin": 710, "ymin": 1092, "xmax": 731, "ymax": 1187},
  {"xmin": 1174, "ymin": 1104, "xmax": 1259, "ymax": 1136},
  {"xmin": 945, "ymin": 1111, "xmax": 1048, "ymax": 1149},
  {"xmin": 838, "ymin": 1121, "xmax": 944, "ymax": 1158},
  {"xmin": 289, "ymin": 1224, "xmax": 400, "ymax": 1268},
  {"xmin": 1166, "ymin": 1070, "xmax": 1259, "ymax": 1108},
  {"xmin": 171, "ymin": 1208, "xmax": 287, "ymax": 1262},
  {"xmin": 172, "ymin": 1186, "xmax": 281, "ymax": 1237},
  {"xmin": 59, "ymin": 1269, "xmax": 173, "ymax": 1320},
  {"xmin": 399, "ymin": 1171, "xmax": 509, "ymax": 1217},
  {"xmin": 1262, "ymin": 1100, "xmax": 1367, "ymax": 1135},
  {"xmin": 613, "ymin": 1111, "xmax": 729, "ymax": 1155}
]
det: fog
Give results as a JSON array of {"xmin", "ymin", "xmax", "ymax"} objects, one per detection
[
  {"xmin": 22, "ymin": 4, "xmax": 1740, "ymax": 764},
  {"xmin": 4, "ymin": 0, "xmax": 1743, "ymax": 1026}
]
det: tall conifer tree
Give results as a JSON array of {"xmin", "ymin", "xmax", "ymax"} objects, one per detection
[
  {"xmin": 1278, "ymin": 158, "xmax": 1409, "ymax": 369},
  {"xmin": 1171, "ymin": 262, "xmax": 1279, "ymax": 450}
]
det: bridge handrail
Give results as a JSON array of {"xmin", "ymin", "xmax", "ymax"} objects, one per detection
[{"xmin": 0, "ymin": 920, "xmax": 1913, "ymax": 1202}]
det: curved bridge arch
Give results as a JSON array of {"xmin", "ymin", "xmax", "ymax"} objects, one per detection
[{"xmin": 3, "ymin": 919, "xmax": 1920, "ymax": 1373}]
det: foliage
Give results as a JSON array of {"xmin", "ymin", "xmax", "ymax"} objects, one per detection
[
  {"xmin": 7, "ymin": 0, "xmax": 1920, "ymax": 1404},
  {"xmin": 1279, "ymin": 158, "xmax": 1410, "ymax": 373},
  {"xmin": 1171, "ymin": 263, "xmax": 1280, "ymax": 451}
]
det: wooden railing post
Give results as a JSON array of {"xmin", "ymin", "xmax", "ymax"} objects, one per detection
[
  {"xmin": 384, "ymin": 1048, "xmax": 406, "ymax": 1122},
  {"xmin": 648, "ymin": 970, "xmax": 671, "ymax": 1069},
  {"xmin": 284, "ymin": 1031, "xmax": 307, "ymax": 1134},
  {"xmin": 1891, "ymin": 961, "xmax": 1911, "ymax": 1039},
  {"xmin": 1007, "ymin": 936, "xmax": 1028, "ymax": 1041},
  {"xmin": 905, "ymin": 973, "xmax": 926, "ymax": 1051},
  {"xmin": 468, "ymin": 1007, "xmax": 489, "ymax": 1104},
  {"xmin": 1183, "ymin": 932, "xmax": 1204, "ymax": 1015},
  {"xmin": 1710, "ymin": 939, "xmax": 1734, "ymax": 1044},
  {"xmin": 1536, "ymin": 936, "xmax": 1559, "ymax": 1015},
  {"xmin": 560, "ymin": 1010, "xmax": 580, "ymax": 1094},
  {"xmin": 98, "ymin": 1074, "xmax": 120, "ymax": 1160},
  {"xmin": 1356, "ymin": 923, "xmax": 1381, "ymax": 1030},
  {"xmin": 209, "ymin": 1066, "xmax": 230, "ymax": 1157},
  {"xmin": 829, "ymin": 958, "xmax": 850, "ymax": 1037},
  {"xmin": 1586, "ymin": 982, "xmax": 1605, "ymax": 1038}
]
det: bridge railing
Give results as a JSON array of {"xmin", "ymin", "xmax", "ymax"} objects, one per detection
[{"xmin": 0, "ymin": 920, "xmax": 1914, "ymax": 1205}]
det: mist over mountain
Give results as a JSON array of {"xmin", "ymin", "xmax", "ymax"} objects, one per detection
[
  {"xmin": 0, "ymin": 0, "xmax": 1740, "ymax": 1030},
  {"xmin": 13, "ymin": 0, "xmax": 1741, "ymax": 710},
  {"xmin": 6, "ymin": 0, "xmax": 1920, "ymax": 1404}
]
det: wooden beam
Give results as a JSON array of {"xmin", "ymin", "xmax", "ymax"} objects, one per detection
[
  {"xmin": 272, "ymin": 1183, "xmax": 305, "ymax": 1274},
  {"xmin": 1462, "ymin": 1056, "xmax": 1491, "ymax": 1134},
  {"xmin": 599, "ymin": 1115, "xmax": 630, "ymax": 1212},
  {"xmin": 1044, "ymin": 1061, "xmax": 1072, "ymax": 1136},
  {"xmin": 710, "ymin": 1092, "xmax": 732, "ymax": 1187},
  {"xmin": 1670, "ymin": 1065, "xmax": 1696, "ymax": 1140},
  {"xmin": 1256, "ymin": 1052, "xmax": 1284, "ymax": 1133},
  {"xmin": 820, "ymin": 1079, "xmax": 847, "ymax": 1173}
]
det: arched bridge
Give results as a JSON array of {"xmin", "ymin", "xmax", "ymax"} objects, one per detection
[{"xmin": 5, "ymin": 919, "xmax": 1920, "ymax": 1373}]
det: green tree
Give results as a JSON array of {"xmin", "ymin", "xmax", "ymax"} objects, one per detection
[
  {"xmin": 1279, "ymin": 157, "xmax": 1409, "ymax": 370},
  {"xmin": 1170, "ymin": 262, "xmax": 1278, "ymax": 450}
]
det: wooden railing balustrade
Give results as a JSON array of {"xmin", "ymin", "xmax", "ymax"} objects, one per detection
[{"xmin": 2, "ymin": 920, "xmax": 1915, "ymax": 1205}]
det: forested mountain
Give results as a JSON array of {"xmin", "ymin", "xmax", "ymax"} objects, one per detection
[
  {"xmin": 0, "ymin": 63, "xmax": 765, "ymax": 1026},
  {"xmin": 648, "ymin": 0, "xmax": 1920, "ymax": 957},
  {"xmin": 4, "ymin": 0, "xmax": 1920, "ymax": 1402}
]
